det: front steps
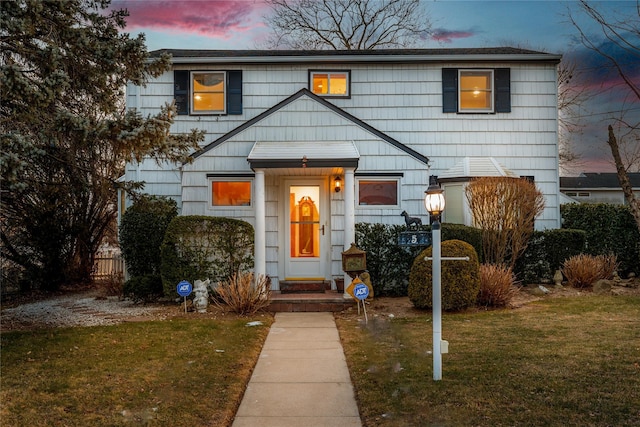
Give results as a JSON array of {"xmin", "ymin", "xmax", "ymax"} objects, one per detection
[{"xmin": 267, "ymin": 290, "xmax": 355, "ymax": 312}]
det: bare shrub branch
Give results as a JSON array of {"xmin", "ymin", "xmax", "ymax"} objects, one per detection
[
  {"xmin": 213, "ymin": 272, "xmax": 272, "ymax": 315},
  {"xmin": 465, "ymin": 177, "xmax": 545, "ymax": 269}
]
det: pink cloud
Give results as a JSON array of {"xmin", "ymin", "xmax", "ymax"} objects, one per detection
[
  {"xmin": 429, "ymin": 28, "xmax": 476, "ymax": 44},
  {"xmin": 111, "ymin": 0, "xmax": 267, "ymax": 37}
]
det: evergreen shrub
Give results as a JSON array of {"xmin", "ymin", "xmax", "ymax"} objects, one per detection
[
  {"xmin": 408, "ymin": 239, "xmax": 480, "ymax": 311},
  {"xmin": 119, "ymin": 195, "xmax": 177, "ymax": 278},
  {"xmin": 515, "ymin": 229, "xmax": 586, "ymax": 283},
  {"xmin": 355, "ymin": 222, "xmax": 483, "ymax": 297},
  {"xmin": 123, "ymin": 274, "xmax": 163, "ymax": 303},
  {"xmin": 561, "ymin": 203, "xmax": 639, "ymax": 276},
  {"xmin": 160, "ymin": 216, "xmax": 254, "ymax": 297}
]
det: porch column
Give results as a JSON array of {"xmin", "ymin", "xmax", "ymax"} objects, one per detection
[
  {"xmin": 254, "ymin": 169, "xmax": 266, "ymax": 279},
  {"xmin": 343, "ymin": 167, "xmax": 356, "ymax": 297}
]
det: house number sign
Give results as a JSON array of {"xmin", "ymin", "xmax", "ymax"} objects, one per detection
[{"xmin": 398, "ymin": 231, "xmax": 432, "ymax": 247}]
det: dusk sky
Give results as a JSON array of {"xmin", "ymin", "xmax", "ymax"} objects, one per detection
[{"xmin": 110, "ymin": 0, "xmax": 639, "ymax": 175}]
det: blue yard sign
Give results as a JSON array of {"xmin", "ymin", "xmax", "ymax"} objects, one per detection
[
  {"xmin": 177, "ymin": 280, "xmax": 192, "ymax": 313},
  {"xmin": 177, "ymin": 280, "xmax": 192, "ymax": 297},
  {"xmin": 353, "ymin": 283, "xmax": 369, "ymax": 300}
]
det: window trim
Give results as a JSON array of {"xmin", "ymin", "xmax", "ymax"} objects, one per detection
[
  {"xmin": 442, "ymin": 68, "xmax": 511, "ymax": 114},
  {"xmin": 458, "ymin": 69, "xmax": 494, "ymax": 113},
  {"xmin": 208, "ymin": 175, "xmax": 254, "ymax": 209},
  {"xmin": 309, "ymin": 70, "xmax": 351, "ymax": 98},
  {"xmin": 356, "ymin": 177, "xmax": 401, "ymax": 208},
  {"xmin": 191, "ymin": 70, "xmax": 227, "ymax": 115}
]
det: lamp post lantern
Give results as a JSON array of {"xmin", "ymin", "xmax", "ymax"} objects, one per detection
[{"xmin": 424, "ymin": 178, "xmax": 445, "ymax": 381}]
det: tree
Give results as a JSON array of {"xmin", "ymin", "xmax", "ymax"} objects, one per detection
[
  {"xmin": 465, "ymin": 177, "xmax": 545, "ymax": 269},
  {"xmin": 568, "ymin": 0, "xmax": 640, "ymax": 230},
  {"xmin": 262, "ymin": 0, "xmax": 432, "ymax": 50},
  {"xmin": 0, "ymin": 0, "xmax": 204, "ymax": 291}
]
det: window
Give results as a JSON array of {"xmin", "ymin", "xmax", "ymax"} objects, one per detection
[
  {"xmin": 459, "ymin": 70, "xmax": 493, "ymax": 112},
  {"xmin": 442, "ymin": 68, "xmax": 510, "ymax": 113},
  {"xmin": 174, "ymin": 70, "xmax": 242, "ymax": 115},
  {"xmin": 192, "ymin": 71, "xmax": 226, "ymax": 114},
  {"xmin": 211, "ymin": 180, "xmax": 252, "ymax": 207},
  {"xmin": 357, "ymin": 179, "xmax": 399, "ymax": 206},
  {"xmin": 310, "ymin": 71, "xmax": 350, "ymax": 97}
]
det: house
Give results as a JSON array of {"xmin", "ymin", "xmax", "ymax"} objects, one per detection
[
  {"xmin": 123, "ymin": 48, "xmax": 562, "ymax": 291},
  {"xmin": 560, "ymin": 173, "xmax": 640, "ymax": 204}
]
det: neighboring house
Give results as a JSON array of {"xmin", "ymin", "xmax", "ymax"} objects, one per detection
[
  {"xmin": 123, "ymin": 48, "xmax": 562, "ymax": 290},
  {"xmin": 560, "ymin": 173, "xmax": 640, "ymax": 204}
]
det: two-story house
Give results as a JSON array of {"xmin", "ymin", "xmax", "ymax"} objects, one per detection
[{"xmin": 123, "ymin": 48, "xmax": 562, "ymax": 290}]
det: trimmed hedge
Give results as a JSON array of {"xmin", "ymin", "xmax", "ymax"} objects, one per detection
[
  {"xmin": 515, "ymin": 229, "xmax": 586, "ymax": 283},
  {"xmin": 408, "ymin": 239, "xmax": 480, "ymax": 311},
  {"xmin": 561, "ymin": 203, "xmax": 640, "ymax": 275},
  {"xmin": 160, "ymin": 216, "xmax": 254, "ymax": 297},
  {"xmin": 119, "ymin": 195, "xmax": 177, "ymax": 278},
  {"xmin": 355, "ymin": 222, "xmax": 483, "ymax": 297}
]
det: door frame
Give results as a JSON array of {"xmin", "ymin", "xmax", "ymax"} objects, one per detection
[{"xmin": 279, "ymin": 176, "xmax": 330, "ymax": 281}]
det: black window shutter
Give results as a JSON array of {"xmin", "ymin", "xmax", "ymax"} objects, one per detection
[
  {"xmin": 442, "ymin": 68, "xmax": 458, "ymax": 113},
  {"xmin": 227, "ymin": 71, "xmax": 243, "ymax": 115},
  {"xmin": 495, "ymin": 68, "xmax": 511, "ymax": 113},
  {"xmin": 174, "ymin": 70, "xmax": 189, "ymax": 115}
]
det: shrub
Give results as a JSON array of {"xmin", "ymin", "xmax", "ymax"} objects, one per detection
[
  {"xmin": 478, "ymin": 264, "xmax": 518, "ymax": 307},
  {"xmin": 123, "ymin": 274, "xmax": 163, "ymax": 303},
  {"xmin": 561, "ymin": 203, "xmax": 639, "ymax": 276},
  {"xmin": 408, "ymin": 239, "xmax": 480, "ymax": 311},
  {"xmin": 515, "ymin": 229, "xmax": 586, "ymax": 283},
  {"xmin": 213, "ymin": 272, "xmax": 271, "ymax": 315},
  {"xmin": 442, "ymin": 223, "xmax": 484, "ymax": 263},
  {"xmin": 355, "ymin": 223, "xmax": 422, "ymax": 296},
  {"xmin": 119, "ymin": 195, "xmax": 177, "ymax": 277},
  {"xmin": 561, "ymin": 254, "xmax": 619, "ymax": 289},
  {"xmin": 466, "ymin": 176, "xmax": 545, "ymax": 268},
  {"xmin": 160, "ymin": 216, "xmax": 254, "ymax": 297},
  {"xmin": 355, "ymin": 222, "xmax": 483, "ymax": 297}
]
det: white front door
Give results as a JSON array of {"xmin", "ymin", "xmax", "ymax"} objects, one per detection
[{"xmin": 284, "ymin": 180, "xmax": 328, "ymax": 280}]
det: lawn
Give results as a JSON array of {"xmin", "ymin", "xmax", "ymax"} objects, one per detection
[
  {"xmin": 0, "ymin": 316, "xmax": 271, "ymax": 426},
  {"xmin": 337, "ymin": 295, "xmax": 640, "ymax": 426}
]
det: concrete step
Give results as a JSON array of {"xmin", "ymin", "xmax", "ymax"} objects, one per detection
[{"xmin": 268, "ymin": 291, "xmax": 356, "ymax": 312}]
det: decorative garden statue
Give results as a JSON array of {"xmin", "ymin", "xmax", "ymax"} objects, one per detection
[{"xmin": 193, "ymin": 279, "xmax": 210, "ymax": 313}]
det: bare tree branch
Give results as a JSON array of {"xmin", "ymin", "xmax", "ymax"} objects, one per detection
[{"xmin": 261, "ymin": 0, "xmax": 431, "ymax": 50}]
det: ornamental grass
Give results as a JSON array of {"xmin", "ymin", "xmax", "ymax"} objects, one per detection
[
  {"xmin": 477, "ymin": 263, "xmax": 519, "ymax": 307},
  {"xmin": 561, "ymin": 254, "xmax": 618, "ymax": 289}
]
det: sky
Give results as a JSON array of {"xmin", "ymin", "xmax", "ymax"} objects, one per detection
[{"xmin": 109, "ymin": 0, "xmax": 640, "ymax": 175}]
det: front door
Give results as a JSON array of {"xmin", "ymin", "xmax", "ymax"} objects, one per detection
[{"xmin": 285, "ymin": 180, "xmax": 328, "ymax": 280}]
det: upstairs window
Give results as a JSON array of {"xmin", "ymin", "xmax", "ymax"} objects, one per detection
[
  {"xmin": 442, "ymin": 68, "xmax": 510, "ymax": 113},
  {"xmin": 459, "ymin": 70, "xmax": 493, "ymax": 112},
  {"xmin": 174, "ymin": 70, "xmax": 242, "ymax": 115},
  {"xmin": 192, "ymin": 71, "xmax": 226, "ymax": 114},
  {"xmin": 310, "ymin": 71, "xmax": 350, "ymax": 97}
]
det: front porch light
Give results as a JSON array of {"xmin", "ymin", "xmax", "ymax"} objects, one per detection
[{"xmin": 334, "ymin": 176, "xmax": 342, "ymax": 193}]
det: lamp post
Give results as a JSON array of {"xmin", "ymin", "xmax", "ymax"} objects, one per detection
[{"xmin": 424, "ymin": 178, "xmax": 445, "ymax": 381}]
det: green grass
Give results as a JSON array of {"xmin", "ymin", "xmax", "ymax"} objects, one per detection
[
  {"xmin": 1, "ymin": 316, "xmax": 271, "ymax": 426},
  {"xmin": 337, "ymin": 296, "xmax": 640, "ymax": 426}
]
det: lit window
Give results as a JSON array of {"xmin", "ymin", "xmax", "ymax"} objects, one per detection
[
  {"xmin": 459, "ymin": 70, "xmax": 493, "ymax": 112},
  {"xmin": 310, "ymin": 71, "xmax": 349, "ymax": 97},
  {"xmin": 211, "ymin": 181, "xmax": 251, "ymax": 206},
  {"xmin": 358, "ymin": 180, "xmax": 398, "ymax": 206},
  {"xmin": 192, "ymin": 71, "xmax": 226, "ymax": 114}
]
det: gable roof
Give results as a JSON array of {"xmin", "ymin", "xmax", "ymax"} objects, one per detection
[
  {"xmin": 192, "ymin": 88, "xmax": 429, "ymax": 166},
  {"xmin": 560, "ymin": 173, "xmax": 640, "ymax": 189},
  {"xmin": 151, "ymin": 47, "xmax": 561, "ymax": 64}
]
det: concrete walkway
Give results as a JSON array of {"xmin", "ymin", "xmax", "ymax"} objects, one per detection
[{"xmin": 232, "ymin": 312, "xmax": 362, "ymax": 427}]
